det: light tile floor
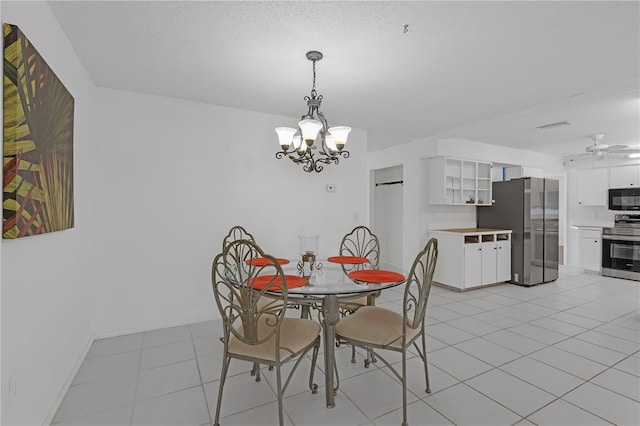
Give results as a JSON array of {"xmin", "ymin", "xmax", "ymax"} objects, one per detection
[{"xmin": 52, "ymin": 267, "xmax": 640, "ymax": 425}]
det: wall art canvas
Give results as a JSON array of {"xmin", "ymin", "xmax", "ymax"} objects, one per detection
[{"xmin": 3, "ymin": 23, "xmax": 74, "ymax": 239}]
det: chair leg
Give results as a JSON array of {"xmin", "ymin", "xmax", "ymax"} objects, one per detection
[
  {"xmin": 421, "ymin": 331, "xmax": 431, "ymax": 393},
  {"xmin": 401, "ymin": 349, "xmax": 408, "ymax": 426},
  {"xmin": 351, "ymin": 344, "xmax": 356, "ymax": 363},
  {"xmin": 309, "ymin": 338, "xmax": 320, "ymax": 394},
  {"xmin": 251, "ymin": 362, "xmax": 262, "ymax": 382},
  {"xmin": 333, "ymin": 356, "xmax": 341, "ymax": 395},
  {"xmin": 364, "ymin": 349, "xmax": 377, "ymax": 368},
  {"xmin": 214, "ymin": 355, "xmax": 231, "ymax": 426},
  {"xmin": 276, "ymin": 364, "xmax": 284, "ymax": 426}
]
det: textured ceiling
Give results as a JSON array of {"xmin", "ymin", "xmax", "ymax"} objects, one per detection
[{"xmin": 48, "ymin": 0, "xmax": 640, "ymax": 156}]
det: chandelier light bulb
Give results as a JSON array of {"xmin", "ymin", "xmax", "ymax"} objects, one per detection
[
  {"xmin": 292, "ymin": 135, "xmax": 302, "ymax": 150},
  {"xmin": 328, "ymin": 126, "xmax": 351, "ymax": 151},
  {"xmin": 275, "ymin": 127, "xmax": 297, "ymax": 151},
  {"xmin": 325, "ymin": 134, "xmax": 338, "ymax": 152},
  {"xmin": 296, "ymin": 141, "xmax": 308, "ymax": 155},
  {"xmin": 299, "ymin": 119, "xmax": 323, "ymax": 144}
]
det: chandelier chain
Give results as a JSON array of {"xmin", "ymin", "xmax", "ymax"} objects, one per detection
[{"xmin": 312, "ymin": 59, "xmax": 317, "ymax": 93}]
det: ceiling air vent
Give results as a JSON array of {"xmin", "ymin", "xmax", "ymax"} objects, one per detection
[{"xmin": 536, "ymin": 121, "xmax": 572, "ymax": 130}]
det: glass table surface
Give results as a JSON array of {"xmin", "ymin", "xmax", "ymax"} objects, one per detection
[{"xmin": 280, "ymin": 262, "xmax": 405, "ymax": 296}]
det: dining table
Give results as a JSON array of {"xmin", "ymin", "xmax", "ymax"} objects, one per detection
[{"xmin": 279, "ymin": 260, "xmax": 406, "ymax": 408}]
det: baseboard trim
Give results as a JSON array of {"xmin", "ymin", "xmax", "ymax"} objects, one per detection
[
  {"xmin": 92, "ymin": 313, "xmax": 217, "ymax": 340},
  {"xmin": 43, "ymin": 335, "xmax": 93, "ymax": 425}
]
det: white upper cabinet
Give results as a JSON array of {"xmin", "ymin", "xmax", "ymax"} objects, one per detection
[
  {"xmin": 609, "ymin": 165, "xmax": 640, "ymax": 188},
  {"xmin": 428, "ymin": 157, "xmax": 492, "ymax": 206},
  {"xmin": 576, "ymin": 168, "xmax": 608, "ymax": 206}
]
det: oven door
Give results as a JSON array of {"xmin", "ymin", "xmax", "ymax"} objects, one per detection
[{"xmin": 602, "ymin": 234, "xmax": 640, "ymax": 281}]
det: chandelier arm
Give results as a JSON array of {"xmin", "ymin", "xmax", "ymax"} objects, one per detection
[
  {"xmin": 301, "ymin": 108, "xmax": 314, "ymax": 121},
  {"xmin": 315, "ymin": 155, "xmax": 339, "ymax": 166},
  {"xmin": 315, "ymin": 109, "xmax": 329, "ymax": 133}
]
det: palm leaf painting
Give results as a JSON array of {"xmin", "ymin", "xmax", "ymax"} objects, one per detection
[{"xmin": 3, "ymin": 23, "xmax": 74, "ymax": 239}]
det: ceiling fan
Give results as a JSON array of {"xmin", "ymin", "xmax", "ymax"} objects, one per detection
[{"xmin": 564, "ymin": 134, "xmax": 640, "ymax": 163}]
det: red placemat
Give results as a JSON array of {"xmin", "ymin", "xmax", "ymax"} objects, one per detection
[
  {"xmin": 248, "ymin": 275, "xmax": 307, "ymax": 290},
  {"xmin": 245, "ymin": 257, "xmax": 290, "ymax": 266},
  {"xmin": 348, "ymin": 270, "xmax": 405, "ymax": 284},
  {"xmin": 327, "ymin": 255, "xmax": 369, "ymax": 264}
]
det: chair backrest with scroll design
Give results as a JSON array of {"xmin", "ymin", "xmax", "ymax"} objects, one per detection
[
  {"xmin": 339, "ymin": 226, "xmax": 381, "ymax": 270},
  {"xmin": 222, "ymin": 225, "xmax": 256, "ymax": 250},
  {"xmin": 212, "ymin": 239, "xmax": 287, "ymax": 349},
  {"xmin": 402, "ymin": 238, "xmax": 438, "ymax": 336}
]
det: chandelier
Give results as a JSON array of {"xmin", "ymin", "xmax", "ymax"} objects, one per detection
[{"xmin": 275, "ymin": 51, "xmax": 351, "ymax": 173}]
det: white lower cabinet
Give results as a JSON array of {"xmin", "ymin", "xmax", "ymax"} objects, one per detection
[
  {"xmin": 579, "ymin": 229, "xmax": 602, "ymax": 272},
  {"xmin": 464, "ymin": 244, "xmax": 483, "ymax": 288},
  {"xmin": 496, "ymin": 241, "xmax": 511, "ymax": 282},
  {"xmin": 430, "ymin": 229, "xmax": 512, "ymax": 290}
]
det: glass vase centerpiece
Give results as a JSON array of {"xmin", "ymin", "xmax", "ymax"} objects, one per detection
[{"xmin": 297, "ymin": 235, "xmax": 322, "ymax": 277}]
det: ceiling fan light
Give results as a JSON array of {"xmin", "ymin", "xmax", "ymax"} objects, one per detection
[{"xmin": 627, "ymin": 153, "xmax": 640, "ymax": 159}]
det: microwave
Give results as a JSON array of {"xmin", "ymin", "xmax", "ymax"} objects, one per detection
[{"xmin": 609, "ymin": 188, "xmax": 640, "ymax": 211}]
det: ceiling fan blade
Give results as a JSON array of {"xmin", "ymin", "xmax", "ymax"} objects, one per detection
[
  {"xmin": 605, "ymin": 144, "xmax": 629, "ymax": 152},
  {"xmin": 563, "ymin": 153, "xmax": 594, "ymax": 163}
]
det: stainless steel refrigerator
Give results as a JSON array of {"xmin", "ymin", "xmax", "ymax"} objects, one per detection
[{"xmin": 477, "ymin": 177, "xmax": 559, "ymax": 286}]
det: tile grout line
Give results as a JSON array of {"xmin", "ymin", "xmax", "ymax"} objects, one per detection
[
  {"xmin": 129, "ymin": 334, "xmax": 144, "ymax": 425},
  {"xmin": 188, "ymin": 324, "xmax": 213, "ymax": 425}
]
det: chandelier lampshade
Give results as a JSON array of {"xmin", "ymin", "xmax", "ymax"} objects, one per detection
[
  {"xmin": 299, "ymin": 119, "xmax": 323, "ymax": 144},
  {"xmin": 275, "ymin": 127, "xmax": 297, "ymax": 150},
  {"xmin": 275, "ymin": 51, "xmax": 351, "ymax": 173},
  {"xmin": 328, "ymin": 126, "xmax": 351, "ymax": 151}
]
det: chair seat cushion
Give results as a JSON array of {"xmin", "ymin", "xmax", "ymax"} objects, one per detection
[
  {"xmin": 338, "ymin": 295, "xmax": 368, "ymax": 311},
  {"xmin": 335, "ymin": 306, "xmax": 420, "ymax": 349},
  {"xmin": 228, "ymin": 317, "xmax": 320, "ymax": 362}
]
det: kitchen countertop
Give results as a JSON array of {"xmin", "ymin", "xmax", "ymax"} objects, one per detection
[
  {"xmin": 570, "ymin": 224, "xmax": 611, "ymax": 230},
  {"xmin": 430, "ymin": 228, "xmax": 512, "ymax": 234}
]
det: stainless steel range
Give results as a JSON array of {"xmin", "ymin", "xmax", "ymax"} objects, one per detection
[{"xmin": 602, "ymin": 214, "xmax": 640, "ymax": 281}]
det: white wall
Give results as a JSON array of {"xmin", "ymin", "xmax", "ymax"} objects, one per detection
[
  {"xmin": 90, "ymin": 88, "xmax": 368, "ymax": 337},
  {"xmin": 1, "ymin": 2, "xmax": 98, "ymax": 424},
  {"xmin": 1, "ymin": 3, "xmax": 369, "ymax": 424}
]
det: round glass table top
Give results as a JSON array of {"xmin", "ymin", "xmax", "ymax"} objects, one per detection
[{"xmin": 280, "ymin": 262, "xmax": 406, "ymax": 296}]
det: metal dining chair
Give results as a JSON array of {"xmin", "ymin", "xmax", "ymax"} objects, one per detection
[
  {"xmin": 337, "ymin": 225, "xmax": 381, "ymax": 365},
  {"xmin": 335, "ymin": 238, "xmax": 438, "ymax": 426},
  {"xmin": 211, "ymin": 239, "xmax": 321, "ymax": 426}
]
